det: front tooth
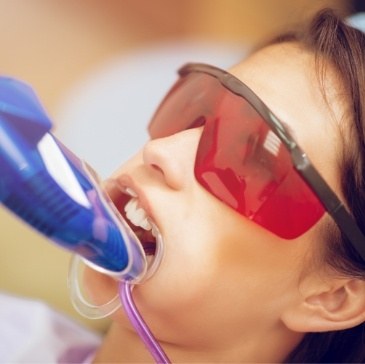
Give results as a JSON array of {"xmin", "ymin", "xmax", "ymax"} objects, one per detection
[
  {"xmin": 125, "ymin": 187, "xmax": 138, "ymax": 197},
  {"xmin": 124, "ymin": 197, "xmax": 152, "ymax": 231},
  {"xmin": 151, "ymin": 223, "xmax": 159, "ymax": 238},
  {"xmin": 140, "ymin": 218, "xmax": 152, "ymax": 230},
  {"xmin": 127, "ymin": 205, "xmax": 146, "ymax": 226},
  {"xmin": 125, "ymin": 197, "xmax": 138, "ymax": 213}
]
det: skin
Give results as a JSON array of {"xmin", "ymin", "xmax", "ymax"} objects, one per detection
[{"xmin": 87, "ymin": 42, "xmax": 364, "ymax": 363}]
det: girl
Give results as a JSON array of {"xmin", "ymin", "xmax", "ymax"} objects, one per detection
[
  {"xmin": 0, "ymin": 10, "xmax": 358, "ymax": 363},
  {"xmin": 74, "ymin": 8, "xmax": 365, "ymax": 363}
]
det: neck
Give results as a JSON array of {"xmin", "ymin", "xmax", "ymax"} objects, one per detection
[
  {"xmin": 93, "ymin": 323, "xmax": 153, "ymax": 363},
  {"xmin": 93, "ymin": 321, "xmax": 303, "ymax": 363}
]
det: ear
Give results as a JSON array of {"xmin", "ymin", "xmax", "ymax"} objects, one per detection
[{"xmin": 281, "ymin": 275, "xmax": 365, "ymax": 332}]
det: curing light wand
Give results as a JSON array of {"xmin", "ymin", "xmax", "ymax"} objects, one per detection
[
  {"xmin": 0, "ymin": 76, "xmax": 147, "ymax": 282},
  {"xmin": 0, "ymin": 76, "xmax": 169, "ymax": 363},
  {"xmin": 0, "ymin": 76, "xmax": 170, "ymax": 363}
]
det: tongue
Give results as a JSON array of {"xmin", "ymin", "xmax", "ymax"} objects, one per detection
[
  {"xmin": 134, "ymin": 228, "xmax": 156, "ymax": 256},
  {"xmin": 142, "ymin": 242, "xmax": 156, "ymax": 255}
]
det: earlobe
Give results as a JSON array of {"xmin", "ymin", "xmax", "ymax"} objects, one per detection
[{"xmin": 281, "ymin": 278, "xmax": 365, "ymax": 333}]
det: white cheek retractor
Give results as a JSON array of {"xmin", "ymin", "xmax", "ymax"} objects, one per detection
[{"xmin": 68, "ymin": 220, "xmax": 164, "ymax": 319}]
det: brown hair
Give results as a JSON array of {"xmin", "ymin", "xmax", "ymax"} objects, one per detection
[{"xmin": 270, "ymin": 8, "xmax": 365, "ymax": 363}]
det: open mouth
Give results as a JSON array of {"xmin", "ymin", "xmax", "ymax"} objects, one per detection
[
  {"xmin": 102, "ymin": 178, "xmax": 165, "ymax": 281},
  {"xmin": 120, "ymin": 190, "xmax": 157, "ymax": 256},
  {"xmin": 104, "ymin": 182, "xmax": 157, "ymax": 257},
  {"xmin": 123, "ymin": 192, "xmax": 158, "ymax": 256}
]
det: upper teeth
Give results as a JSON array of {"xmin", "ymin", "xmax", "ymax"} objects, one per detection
[
  {"xmin": 124, "ymin": 197, "xmax": 152, "ymax": 231},
  {"xmin": 125, "ymin": 187, "xmax": 138, "ymax": 198}
]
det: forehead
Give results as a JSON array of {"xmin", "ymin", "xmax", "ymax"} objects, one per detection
[{"xmin": 229, "ymin": 42, "xmax": 344, "ymax": 195}]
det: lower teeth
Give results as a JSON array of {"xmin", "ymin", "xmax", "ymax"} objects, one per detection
[{"xmin": 143, "ymin": 222, "xmax": 163, "ymax": 281}]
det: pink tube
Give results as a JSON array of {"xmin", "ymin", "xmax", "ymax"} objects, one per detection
[{"xmin": 119, "ymin": 281, "xmax": 170, "ymax": 363}]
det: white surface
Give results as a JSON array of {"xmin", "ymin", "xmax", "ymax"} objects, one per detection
[
  {"xmin": 347, "ymin": 12, "xmax": 365, "ymax": 32},
  {"xmin": 0, "ymin": 292, "xmax": 100, "ymax": 363}
]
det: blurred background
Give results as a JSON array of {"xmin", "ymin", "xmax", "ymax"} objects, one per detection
[{"xmin": 0, "ymin": 0, "xmax": 357, "ymax": 332}]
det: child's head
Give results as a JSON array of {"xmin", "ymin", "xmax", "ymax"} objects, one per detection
[{"xmin": 86, "ymin": 9, "xmax": 365, "ymax": 363}]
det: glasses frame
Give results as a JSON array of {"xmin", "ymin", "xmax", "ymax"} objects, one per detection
[{"xmin": 178, "ymin": 63, "xmax": 365, "ymax": 261}]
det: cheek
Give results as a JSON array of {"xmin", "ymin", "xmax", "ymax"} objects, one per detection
[{"xmin": 132, "ymin": 198, "xmax": 300, "ymax": 315}]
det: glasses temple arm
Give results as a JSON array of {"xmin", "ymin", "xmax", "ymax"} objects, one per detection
[{"xmin": 291, "ymin": 147, "xmax": 365, "ymax": 261}]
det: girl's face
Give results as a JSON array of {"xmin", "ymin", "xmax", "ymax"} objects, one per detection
[{"xmin": 86, "ymin": 43, "xmax": 343, "ymax": 356}]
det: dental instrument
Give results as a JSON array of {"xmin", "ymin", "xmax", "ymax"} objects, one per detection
[
  {"xmin": 0, "ymin": 76, "xmax": 169, "ymax": 363},
  {"xmin": 0, "ymin": 76, "xmax": 146, "ymax": 280}
]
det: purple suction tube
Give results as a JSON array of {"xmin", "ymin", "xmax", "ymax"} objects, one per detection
[{"xmin": 119, "ymin": 281, "xmax": 171, "ymax": 363}]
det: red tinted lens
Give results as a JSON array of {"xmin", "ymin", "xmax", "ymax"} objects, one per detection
[
  {"xmin": 149, "ymin": 73, "xmax": 223, "ymax": 138},
  {"xmin": 149, "ymin": 72, "xmax": 325, "ymax": 239}
]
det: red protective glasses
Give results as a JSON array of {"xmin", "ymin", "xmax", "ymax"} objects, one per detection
[{"xmin": 148, "ymin": 63, "xmax": 365, "ymax": 259}]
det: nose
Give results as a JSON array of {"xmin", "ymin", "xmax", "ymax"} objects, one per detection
[{"xmin": 143, "ymin": 127, "xmax": 202, "ymax": 190}]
